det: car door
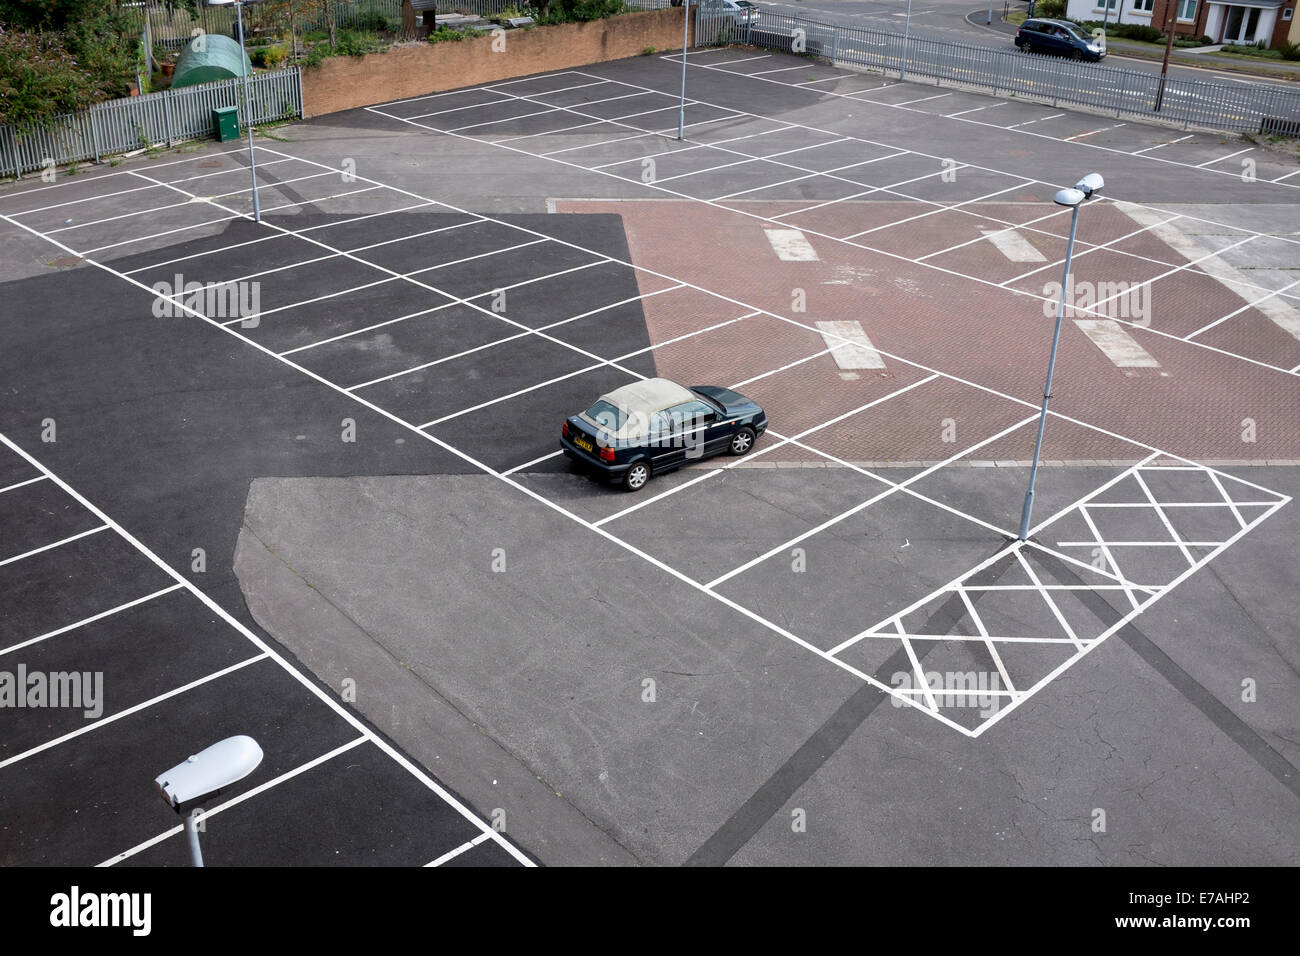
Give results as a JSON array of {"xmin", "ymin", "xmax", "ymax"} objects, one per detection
[
  {"xmin": 648, "ymin": 409, "xmax": 686, "ymax": 472},
  {"xmin": 672, "ymin": 400, "xmax": 723, "ymax": 460}
]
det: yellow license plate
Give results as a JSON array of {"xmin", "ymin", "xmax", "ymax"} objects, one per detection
[{"xmin": 574, "ymin": 436, "xmax": 594, "ymax": 453}]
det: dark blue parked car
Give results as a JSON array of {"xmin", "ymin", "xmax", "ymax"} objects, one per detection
[
  {"xmin": 561, "ymin": 377, "xmax": 768, "ymax": 491},
  {"xmin": 1014, "ymin": 18, "xmax": 1105, "ymax": 61}
]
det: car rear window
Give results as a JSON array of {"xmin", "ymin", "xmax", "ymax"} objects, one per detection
[{"xmin": 585, "ymin": 400, "xmax": 627, "ymax": 433}]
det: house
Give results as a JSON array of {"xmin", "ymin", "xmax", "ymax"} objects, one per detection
[{"xmin": 1065, "ymin": 0, "xmax": 1295, "ymax": 45}]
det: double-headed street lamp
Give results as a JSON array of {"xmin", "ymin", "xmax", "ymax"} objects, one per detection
[
  {"xmin": 208, "ymin": 0, "xmax": 262, "ymax": 222},
  {"xmin": 1017, "ymin": 172, "xmax": 1105, "ymax": 542}
]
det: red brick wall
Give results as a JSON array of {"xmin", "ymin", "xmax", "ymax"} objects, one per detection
[{"xmin": 302, "ymin": 9, "xmax": 692, "ymax": 118}]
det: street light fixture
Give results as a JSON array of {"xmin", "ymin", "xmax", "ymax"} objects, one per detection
[
  {"xmin": 1017, "ymin": 172, "xmax": 1104, "ymax": 542},
  {"xmin": 156, "ymin": 735, "xmax": 263, "ymax": 866},
  {"xmin": 207, "ymin": 0, "xmax": 262, "ymax": 222}
]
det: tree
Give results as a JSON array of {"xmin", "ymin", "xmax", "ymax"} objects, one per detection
[{"xmin": 0, "ymin": 0, "xmax": 138, "ymax": 125}]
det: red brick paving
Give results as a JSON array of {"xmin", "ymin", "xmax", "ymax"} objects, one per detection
[{"xmin": 562, "ymin": 198, "xmax": 1300, "ymax": 464}]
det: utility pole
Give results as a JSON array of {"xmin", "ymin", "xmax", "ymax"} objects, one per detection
[{"xmin": 1154, "ymin": 0, "xmax": 1178, "ymax": 112}]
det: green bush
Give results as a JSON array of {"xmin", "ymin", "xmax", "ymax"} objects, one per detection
[
  {"xmin": 428, "ymin": 26, "xmax": 469, "ymax": 42},
  {"xmin": 1279, "ymin": 40, "xmax": 1300, "ymax": 60},
  {"xmin": 1033, "ymin": 0, "xmax": 1066, "ymax": 19},
  {"xmin": 1221, "ymin": 42, "xmax": 1282, "ymax": 58},
  {"xmin": 334, "ymin": 30, "xmax": 387, "ymax": 56},
  {"xmin": 350, "ymin": 11, "xmax": 394, "ymax": 32},
  {"xmin": 251, "ymin": 43, "xmax": 289, "ymax": 68},
  {"xmin": 1116, "ymin": 23, "xmax": 1163, "ymax": 42},
  {"xmin": 0, "ymin": 30, "xmax": 99, "ymax": 126}
]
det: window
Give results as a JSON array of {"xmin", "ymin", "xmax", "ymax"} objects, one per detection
[
  {"xmin": 585, "ymin": 400, "xmax": 627, "ymax": 435},
  {"xmin": 1178, "ymin": 0, "xmax": 1196, "ymax": 19},
  {"xmin": 1097, "ymin": 0, "xmax": 1117, "ymax": 8},
  {"xmin": 1131, "ymin": 0, "xmax": 1153, "ymax": 11},
  {"xmin": 1285, "ymin": 7, "xmax": 1294, "ymax": 20}
]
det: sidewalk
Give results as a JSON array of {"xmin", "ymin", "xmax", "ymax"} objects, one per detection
[{"xmin": 969, "ymin": 7, "xmax": 1300, "ymax": 81}]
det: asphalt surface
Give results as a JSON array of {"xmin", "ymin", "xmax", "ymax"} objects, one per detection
[{"xmin": 1, "ymin": 48, "xmax": 1298, "ymax": 866}]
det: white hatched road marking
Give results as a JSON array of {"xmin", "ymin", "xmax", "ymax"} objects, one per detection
[
  {"xmin": 1073, "ymin": 319, "xmax": 1161, "ymax": 368},
  {"xmin": 815, "ymin": 320, "xmax": 886, "ymax": 369},
  {"xmin": 764, "ymin": 227, "xmax": 818, "ymax": 260},
  {"xmin": 980, "ymin": 227, "xmax": 1046, "ymax": 263}
]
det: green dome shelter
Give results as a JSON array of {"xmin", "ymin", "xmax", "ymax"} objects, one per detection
[{"xmin": 172, "ymin": 34, "xmax": 253, "ymax": 89}]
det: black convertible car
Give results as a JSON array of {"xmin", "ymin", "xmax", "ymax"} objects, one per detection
[{"xmin": 561, "ymin": 377, "xmax": 768, "ymax": 491}]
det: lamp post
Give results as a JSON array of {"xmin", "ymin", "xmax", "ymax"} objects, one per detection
[
  {"xmin": 208, "ymin": 0, "xmax": 262, "ymax": 221},
  {"xmin": 1017, "ymin": 172, "xmax": 1104, "ymax": 542},
  {"xmin": 156, "ymin": 735, "xmax": 263, "ymax": 867},
  {"xmin": 678, "ymin": 0, "xmax": 691, "ymax": 140}
]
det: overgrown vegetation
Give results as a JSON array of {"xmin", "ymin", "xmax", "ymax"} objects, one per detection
[
  {"xmin": 528, "ymin": 0, "xmax": 627, "ymax": 25},
  {"xmin": 0, "ymin": 0, "xmax": 139, "ymax": 126}
]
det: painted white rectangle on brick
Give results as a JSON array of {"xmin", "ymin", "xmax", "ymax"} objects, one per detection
[
  {"xmin": 764, "ymin": 228, "xmax": 819, "ymax": 261},
  {"xmin": 1074, "ymin": 319, "xmax": 1160, "ymax": 367},
  {"xmin": 815, "ymin": 320, "xmax": 886, "ymax": 369},
  {"xmin": 980, "ymin": 228, "xmax": 1046, "ymax": 263}
]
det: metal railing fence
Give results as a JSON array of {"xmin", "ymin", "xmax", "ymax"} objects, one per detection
[
  {"xmin": 696, "ymin": 6, "xmax": 1300, "ymax": 135},
  {"xmin": 1, "ymin": 68, "xmax": 302, "ymax": 178}
]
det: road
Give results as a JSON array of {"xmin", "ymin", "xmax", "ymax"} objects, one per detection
[{"xmin": 752, "ymin": 0, "xmax": 1300, "ymax": 85}]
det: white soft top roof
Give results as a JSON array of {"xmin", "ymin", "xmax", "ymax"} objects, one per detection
[
  {"xmin": 601, "ymin": 378, "xmax": 694, "ymax": 413},
  {"xmin": 581, "ymin": 378, "xmax": 696, "ymax": 440}
]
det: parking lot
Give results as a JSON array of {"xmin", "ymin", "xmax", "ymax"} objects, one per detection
[{"xmin": 1, "ymin": 47, "xmax": 1298, "ymax": 865}]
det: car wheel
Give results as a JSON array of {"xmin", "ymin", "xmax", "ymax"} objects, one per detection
[
  {"xmin": 728, "ymin": 427, "xmax": 757, "ymax": 456},
  {"xmin": 622, "ymin": 461, "xmax": 651, "ymax": 492},
  {"xmin": 1070, "ymin": 49, "xmax": 1084, "ymax": 60}
]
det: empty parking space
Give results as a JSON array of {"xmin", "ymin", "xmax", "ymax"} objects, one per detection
[{"xmin": 3, "ymin": 38, "xmax": 1299, "ymax": 869}]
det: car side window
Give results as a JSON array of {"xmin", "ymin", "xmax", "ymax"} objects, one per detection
[
  {"xmin": 647, "ymin": 411, "xmax": 673, "ymax": 444},
  {"xmin": 670, "ymin": 401, "xmax": 717, "ymax": 432}
]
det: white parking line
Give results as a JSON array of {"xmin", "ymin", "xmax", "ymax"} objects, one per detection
[
  {"xmin": 0, "ymin": 654, "xmax": 268, "ymax": 770},
  {"xmin": 99, "ymin": 737, "xmax": 369, "ymax": 866},
  {"xmin": 426, "ymin": 831, "xmax": 494, "ymax": 867},
  {"xmin": 0, "ymin": 584, "xmax": 185, "ymax": 658},
  {"xmin": 1007, "ymin": 113, "xmax": 1065, "ymax": 129},
  {"xmin": 0, "ymin": 525, "xmax": 109, "ymax": 568},
  {"xmin": 1197, "ymin": 146, "xmax": 1253, "ymax": 167},
  {"xmin": 1132, "ymin": 134, "xmax": 1193, "ymax": 155},
  {"xmin": 946, "ymin": 102, "xmax": 1005, "ymax": 117},
  {"xmin": 0, "ymin": 474, "xmax": 47, "ymax": 495},
  {"xmin": 893, "ymin": 92, "xmax": 952, "ymax": 107}
]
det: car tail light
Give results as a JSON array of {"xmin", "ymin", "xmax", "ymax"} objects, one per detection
[
  {"xmin": 562, "ymin": 420, "xmax": 570, "ymax": 437},
  {"xmin": 599, "ymin": 446, "xmax": 616, "ymax": 462}
]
